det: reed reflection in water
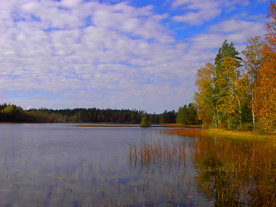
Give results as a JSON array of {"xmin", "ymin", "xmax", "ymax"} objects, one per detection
[
  {"xmin": 128, "ymin": 140, "xmax": 202, "ymax": 206},
  {"xmin": 159, "ymin": 128, "xmax": 276, "ymax": 206},
  {"xmin": 129, "ymin": 142, "xmax": 186, "ymax": 168}
]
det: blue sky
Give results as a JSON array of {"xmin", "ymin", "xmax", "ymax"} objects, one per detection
[{"xmin": 0, "ymin": 0, "xmax": 270, "ymax": 113}]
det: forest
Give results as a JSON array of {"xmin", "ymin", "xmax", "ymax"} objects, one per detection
[
  {"xmin": 194, "ymin": 2, "xmax": 276, "ymax": 134},
  {"xmin": 0, "ymin": 102, "xmax": 199, "ymax": 125}
]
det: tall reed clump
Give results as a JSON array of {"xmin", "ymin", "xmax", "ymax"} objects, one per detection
[
  {"xmin": 193, "ymin": 135, "xmax": 276, "ymax": 206},
  {"xmin": 129, "ymin": 142, "xmax": 186, "ymax": 168}
]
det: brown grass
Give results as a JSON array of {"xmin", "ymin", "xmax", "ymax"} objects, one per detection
[
  {"xmin": 129, "ymin": 142, "xmax": 186, "ymax": 167},
  {"xmin": 159, "ymin": 128, "xmax": 207, "ymax": 137},
  {"xmin": 160, "ymin": 123, "xmax": 202, "ymax": 128},
  {"xmin": 160, "ymin": 127, "xmax": 276, "ymax": 142}
]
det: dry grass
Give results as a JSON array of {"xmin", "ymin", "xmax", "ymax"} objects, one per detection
[
  {"xmin": 129, "ymin": 142, "xmax": 186, "ymax": 167},
  {"xmin": 159, "ymin": 128, "xmax": 207, "ymax": 137},
  {"xmin": 160, "ymin": 127, "xmax": 276, "ymax": 142},
  {"xmin": 207, "ymin": 128, "xmax": 268, "ymax": 139},
  {"xmin": 160, "ymin": 123, "xmax": 202, "ymax": 128}
]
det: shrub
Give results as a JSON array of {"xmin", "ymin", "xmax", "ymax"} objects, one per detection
[
  {"xmin": 237, "ymin": 123, "xmax": 253, "ymax": 131},
  {"xmin": 140, "ymin": 115, "xmax": 150, "ymax": 128}
]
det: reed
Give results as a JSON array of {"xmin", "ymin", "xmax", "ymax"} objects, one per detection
[{"xmin": 129, "ymin": 142, "xmax": 186, "ymax": 168}]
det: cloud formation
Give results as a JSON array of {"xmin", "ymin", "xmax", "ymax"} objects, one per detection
[
  {"xmin": 0, "ymin": 0, "xmax": 269, "ymax": 112},
  {"xmin": 172, "ymin": 0, "xmax": 222, "ymax": 25}
]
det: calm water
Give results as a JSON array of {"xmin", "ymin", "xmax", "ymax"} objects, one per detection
[{"xmin": 0, "ymin": 124, "xmax": 209, "ymax": 207}]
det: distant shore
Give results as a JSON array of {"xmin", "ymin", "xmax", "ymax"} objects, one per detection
[
  {"xmin": 77, "ymin": 123, "xmax": 202, "ymax": 128},
  {"xmin": 77, "ymin": 124, "xmax": 167, "ymax": 128},
  {"xmin": 78, "ymin": 124, "xmax": 139, "ymax": 128}
]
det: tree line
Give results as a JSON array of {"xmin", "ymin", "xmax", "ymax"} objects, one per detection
[
  {"xmin": 0, "ymin": 103, "xmax": 179, "ymax": 124},
  {"xmin": 0, "ymin": 103, "xmax": 201, "ymax": 125},
  {"xmin": 194, "ymin": 2, "xmax": 276, "ymax": 134}
]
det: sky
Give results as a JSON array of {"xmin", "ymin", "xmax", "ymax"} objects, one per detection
[{"xmin": 0, "ymin": 0, "xmax": 270, "ymax": 113}]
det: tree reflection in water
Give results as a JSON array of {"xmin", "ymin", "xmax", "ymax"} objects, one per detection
[
  {"xmin": 132, "ymin": 129, "xmax": 276, "ymax": 206},
  {"xmin": 193, "ymin": 135, "xmax": 276, "ymax": 206}
]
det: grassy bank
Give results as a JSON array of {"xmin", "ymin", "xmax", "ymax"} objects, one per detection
[
  {"xmin": 207, "ymin": 129, "xmax": 276, "ymax": 142},
  {"xmin": 160, "ymin": 123, "xmax": 202, "ymax": 128},
  {"xmin": 160, "ymin": 127, "xmax": 276, "ymax": 141}
]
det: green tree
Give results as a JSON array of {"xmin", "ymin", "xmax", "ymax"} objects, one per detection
[
  {"xmin": 177, "ymin": 103, "xmax": 199, "ymax": 125},
  {"xmin": 215, "ymin": 40, "xmax": 242, "ymax": 66},
  {"xmin": 195, "ymin": 40, "xmax": 253, "ymax": 130},
  {"xmin": 140, "ymin": 115, "xmax": 150, "ymax": 128},
  {"xmin": 176, "ymin": 105, "xmax": 188, "ymax": 124},
  {"xmin": 213, "ymin": 40, "xmax": 242, "ymax": 128},
  {"xmin": 194, "ymin": 63, "xmax": 216, "ymax": 128},
  {"xmin": 215, "ymin": 57, "xmax": 251, "ymax": 130}
]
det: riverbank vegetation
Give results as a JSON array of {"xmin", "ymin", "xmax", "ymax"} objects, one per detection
[
  {"xmin": 130, "ymin": 130, "xmax": 276, "ymax": 206},
  {"xmin": 194, "ymin": 2, "xmax": 276, "ymax": 134},
  {"xmin": 161, "ymin": 128, "xmax": 276, "ymax": 141}
]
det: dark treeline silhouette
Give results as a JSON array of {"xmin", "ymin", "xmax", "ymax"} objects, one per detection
[{"xmin": 0, "ymin": 103, "xmax": 181, "ymax": 124}]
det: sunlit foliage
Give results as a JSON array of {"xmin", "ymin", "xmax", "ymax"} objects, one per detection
[
  {"xmin": 194, "ymin": 63, "xmax": 216, "ymax": 128},
  {"xmin": 194, "ymin": 41, "xmax": 253, "ymax": 130},
  {"xmin": 242, "ymin": 36, "xmax": 264, "ymax": 127},
  {"xmin": 255, "ymin": 2, "xmax": 276, "ymax": 134}
]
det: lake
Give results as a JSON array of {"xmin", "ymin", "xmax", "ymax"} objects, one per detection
[{"xmin": 0, "ymin": 124, "xmax": 275, "ymax": 206}]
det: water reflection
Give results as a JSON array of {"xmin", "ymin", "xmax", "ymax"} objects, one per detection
[
  {"xmin": 2, "ymin": 124, "xmax": 274, "ymax": 206},
  {"xmin": 0, "ymin": 124, "xmax": 207, "ymax": 207},
  {"xmin": 129, "ymin": 142, "xmax": 186, "ymax": 171},
  {"xmin": 128, "ymin": 140, "xmax": 208, "ymax": 206},
  {"xmin": 193, "ymin": 135, "xmax": 276, "ymax": 206}
]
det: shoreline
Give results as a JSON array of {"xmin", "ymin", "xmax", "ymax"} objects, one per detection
[
  {"xmin": 161, "ymin": 127, "xmax": 276, "ymax": 140},
  {"xmin": 77, "ymin": 124, "xmax": 166, "ymax": 128}
]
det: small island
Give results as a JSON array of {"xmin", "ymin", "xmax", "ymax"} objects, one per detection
[{"xmin": 140, "ymin": 115, "xmax": 150, "ymax": 128}]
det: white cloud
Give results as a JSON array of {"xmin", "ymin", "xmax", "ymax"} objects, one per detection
[
  {"xmin": 0, "ymin": 0, "xmax": 269, "ymax": 113},
  {"xmin": 172, "ymin": 0, "xmax": 222, "ymax": 24},
  {"xmin": 173, "ymin": 9, "xmax": 221, "ymax": 25},
  {"xmin": 171, "ymin": 0, "xmax": 251, "ymax": 25},
  {"xmin": 210, "ymin": 20, "xmax": 265, "ymax": 34},
  {"xmin": 60, "ymin": 0, "xmax": 82, "ymax": 8},
  {"xmin": 189, "ymin": 34, "xmax": 225, "ymax": 50},
  {"xmin": 189, "ymin": 20, "xmax": 266, "ymax": 57},
  {"xmin": 209, "ymin": 19, "xmax": 266, "ymax": 43}
]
